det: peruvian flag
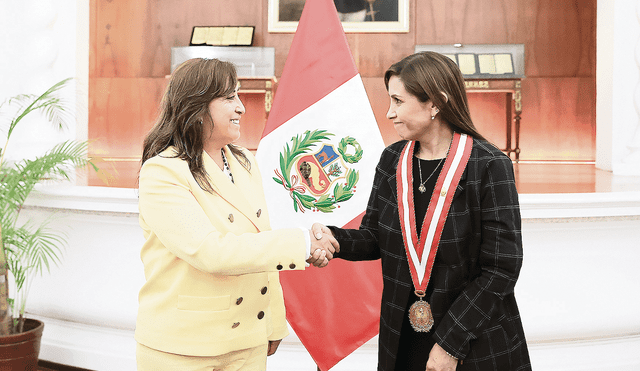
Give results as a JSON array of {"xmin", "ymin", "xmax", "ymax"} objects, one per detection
[{"xmin": 255, "ymin": 0, "xmax": 385, "ymax": 369}]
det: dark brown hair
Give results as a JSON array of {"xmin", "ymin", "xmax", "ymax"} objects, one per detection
[
  {"xmin": 384, "ymin": 51, "xmax": 486, "ymax": 141},
  {"xmin": 140, "ymin": 58, "xmax": 250, "ymax": 192}
]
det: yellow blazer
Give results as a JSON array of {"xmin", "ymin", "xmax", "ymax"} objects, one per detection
[{"xmin": 135, "ymin": 145, "xmax": 306, "ymax": 357}]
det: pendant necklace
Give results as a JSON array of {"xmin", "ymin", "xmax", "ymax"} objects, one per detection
[{"xmin": 417, "ymin": 157, "xmax": 444, "ymax": 193}]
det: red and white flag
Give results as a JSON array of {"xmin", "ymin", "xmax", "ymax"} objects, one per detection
[{"xmin": 255, "ymin": 0, "xmax": 385, "ymax": 369}]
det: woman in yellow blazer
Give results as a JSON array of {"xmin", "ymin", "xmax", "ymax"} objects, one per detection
[{"xmin": 136, "ymin": 58, "xmax": 338, "ymax": 371}]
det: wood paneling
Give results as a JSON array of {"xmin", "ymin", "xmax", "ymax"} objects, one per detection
[
  {"xmin": 518, "ymin": 77, "xmax": 595, "ymax": 160},
  {"xmin": 415, "ymin": 0, "xmax": 596, "ymax": 78},
  {"xmin": 94, "ymin": 0, "xmax": 264, "ymax": 78},
  {"xmin": 89, "ymin": 0, "xmax": 598, "ymax": 188},
  {"xmin": 89, "ymin": 77, "xmax": 165, "ymax": 156}
]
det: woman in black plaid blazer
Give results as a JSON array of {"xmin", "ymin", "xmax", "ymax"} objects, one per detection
[{"xmin": 316, "ymin": 52, "xmax": 531, "ymax": 371}]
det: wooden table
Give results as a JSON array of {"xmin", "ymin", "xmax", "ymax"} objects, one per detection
[{"xmin": 464, "ymin": 78, "xmax": 522, "ymax": 161}]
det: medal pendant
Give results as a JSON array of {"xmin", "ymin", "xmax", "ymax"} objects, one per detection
[
  {"xmin": 418, "ymin": 184, "xmax": 426, "ymax": 193},
  {"xmin": 408, "ymin": 299, "xmax": 434, "ymax": 332}
]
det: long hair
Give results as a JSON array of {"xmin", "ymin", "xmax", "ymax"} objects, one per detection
[
  {"xmin": 384, "ymin": 51, "xmax": 486, "ymax": 141},
  {"xmin": 140, "ymin": 58, "xmax": 250, "ymax": 192}
]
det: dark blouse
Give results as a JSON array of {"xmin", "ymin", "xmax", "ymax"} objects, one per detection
[{"xmin": 395, "ymin": 155, "xmax": 444, "ymax": 370}]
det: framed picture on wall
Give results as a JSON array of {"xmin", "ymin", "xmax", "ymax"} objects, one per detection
[{"xmin": 268, "ymin": 0, "xmax": 409, "ymax": 33}]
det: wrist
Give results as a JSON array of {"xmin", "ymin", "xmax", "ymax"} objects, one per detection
[{"xmin": 444, "ymin": 349, "xmax": 458, "ymax": 361}]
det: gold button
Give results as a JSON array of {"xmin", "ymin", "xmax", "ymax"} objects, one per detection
[
  {"xmin": 276, "ymin": 264, "xmax": 283, "ymax": 270},
  {"xmin": 232, "ymin": 322, "xmax": 240, "ymax": 329},
  {"xmin": 236, "ymin": 297, "xmax": 243, "ymax": 305},
  {"xmin": 256, "ymin": 209, "xmax": 262, "ymax": 217},
  {"xmin": 261, "ymin": 287, "xmax": 268, "ymax": 295},
  {"xmin": 228, "ymin": 213, "xmax": 234, "ymax": 222},
  {"xmin": 289, "ymin": 263, "xmax": 296, "ymax": 269},
  {"xmin": 440, "ymin": 189, "xmax": 447, "ymax": 197},
  {"xmin": 257, "ymin": 311, "xmax": 265, "ymax": 320}
]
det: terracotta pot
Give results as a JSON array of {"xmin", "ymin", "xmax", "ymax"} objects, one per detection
[{"xmin": 0, "ymin": 319, "xmax": 44, "ymax": 371}]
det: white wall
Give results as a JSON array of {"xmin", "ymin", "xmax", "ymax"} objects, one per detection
[
  {"xmin": 20, "ymin": 187, "xmax": 640, "ymax": 371},
  {"xmin": 0, "ymin": 0, "xmax": 81, "ymax": 164}
]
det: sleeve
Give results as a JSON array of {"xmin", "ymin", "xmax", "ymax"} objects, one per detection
[
  {"xmin": 329, "ymin": 151, "xmax": 389, "ymax": 261},
  {"xmin": 433, "ymin": 154, "xmax": 523, "ymax": 359},
  {"xmin": 266, "ymin": 271, "xmax": 289, "ymax": 341},
  {"xmin": 138, "ymin": 157, "xmax": 307, "ymax": 276}
]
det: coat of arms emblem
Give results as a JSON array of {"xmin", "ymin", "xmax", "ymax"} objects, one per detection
[{"xmin": 273, "ymin": 130, "xmax": 363, "ymax": 213}]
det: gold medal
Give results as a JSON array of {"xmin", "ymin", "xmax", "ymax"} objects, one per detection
[{"xmin": 408, "ymin": 290, "xmax": 434, "ymax": 332}]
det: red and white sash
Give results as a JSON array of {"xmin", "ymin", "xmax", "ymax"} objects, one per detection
[{"xmin": 396, "ymin": 132, "xmax": 473, "ymax": 293}]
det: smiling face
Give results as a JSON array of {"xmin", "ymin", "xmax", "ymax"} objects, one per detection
[
  {"xmin": 386, "ymin": 75, "xmax": 439, "ymax": 142},
  {"xmin": 206, "ymin": 85, "xmax": 245, "ymax": 147}
]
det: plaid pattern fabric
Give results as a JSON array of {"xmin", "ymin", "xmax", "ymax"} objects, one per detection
[{"xmin": 331, "ymin": 139, "xmax": 531, "ymax": 371}]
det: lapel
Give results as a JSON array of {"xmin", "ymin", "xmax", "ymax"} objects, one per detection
[{"xmin": 203, "ymin": 148, "xmax": 265, "ymax": 232}]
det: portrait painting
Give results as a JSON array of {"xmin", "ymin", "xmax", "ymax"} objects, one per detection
[{"xmin": 268, "ymin": 0, "xmax": 409, "ymax": 33}]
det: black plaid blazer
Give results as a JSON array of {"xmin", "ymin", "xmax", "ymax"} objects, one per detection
[{"xmin": 331, "ymin": 138, "xmax": 531, "ymax": 371}]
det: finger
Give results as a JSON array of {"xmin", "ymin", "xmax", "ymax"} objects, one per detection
[
  {"xmin": 318, "ymin": 256, "xmax": 329, "ymax": 268},
  {"xmin": 323, "ymin": 248, "xmax": 334, "ymax": 260},
  {"xmin": 313, "ymin": 250, "xmax": 327, "ymax": 267},
  {"xmin": 326, "ymin": 234, "xmax": 340, "ymax": 253},
  {"xmin": 306, "ymin": 248, "xmax": 322, "ymax": 265},
  {"xmin": 322, "ymin": 225, "xmax": 334, "ymax": 237},
  {"xmin": 320, "ymin": 234, "xmax": 336, "ymax": 255},
  {"xmin": 311, "ymin": 223, "xmax": 325, "ymax": 240}
]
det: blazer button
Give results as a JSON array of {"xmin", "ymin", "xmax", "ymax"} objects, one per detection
[
  {"xmin": 236, "ymin": 297, "xmax": 243, "ymax": 305},
  {"xmin": 289, "ymin": 263, "xmax": 296, "ymax": 269},
  {"xmin": 261, "ymin": 286, "xmax": 268, "ymax": 295},
  {"xmin": 277, "ymin": 264, "xmax": 283, "ymax": 270},
  {"xmin": 257, "ymin": 311, "xmax": 265, "ymax": 320},
  {"xmin": 228, "ymin": 213, "xmax": 234, "ymax": 222},
  {"xmin": 256, "ymin": 209, "xmax": 262, "ymax": 217},
  {"xmin": 232, "ymin": 322, "xmax": 240, "ymax": 329}
]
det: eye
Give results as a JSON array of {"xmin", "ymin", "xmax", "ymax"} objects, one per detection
[{"xmin": 226, "ymin": 94, "xmax": 236, "ymax": 100}]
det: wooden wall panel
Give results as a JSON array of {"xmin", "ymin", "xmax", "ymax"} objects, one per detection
[
  {"xmin": 415, "ymin": 0, "xmax": 596, "ymax": 78},
  {"xmin": 93, "ymin": 0, "xmax": 264, "ymax": 78},
  {"xmin": 518, "ymin": 77, "xmax": 595, "ymax": 160},
  {"xmin": 89, "ymin": 77, "xmax": 165, "ymax": 157},
  {"xmin": 89, "ymin": 0, "xmax": 598, "ymax": 189},
  {"xmin": 416, "ymin": 0, "xmax": 521, "ymax": 45},
  {"xmin": 530, "ymin": 0, "xmax": 595, "ymax": 77}
]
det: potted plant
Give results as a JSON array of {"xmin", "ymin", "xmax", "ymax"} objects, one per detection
[{"xmin": 0, "ymin": 78, "xmax": 96, "ymax": 368}]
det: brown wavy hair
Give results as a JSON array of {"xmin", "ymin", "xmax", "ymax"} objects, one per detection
[
  {"xmin": 384, "ymin": 51, "xmax": 486, "ymax": 141},
  {"xmin": 140, "ymin": 58, "xmax": 250, "ymax": 192}
]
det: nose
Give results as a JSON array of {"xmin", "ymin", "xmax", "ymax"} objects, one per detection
[
  {"xmin": 386, "ymin": 105, "xmax": 396, "ymax": 120},
  {"xmin": 236, "ymin": 96, "xmax": 245, "ymax": 115}
]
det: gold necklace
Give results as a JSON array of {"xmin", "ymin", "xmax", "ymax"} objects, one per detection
[{"xmin": 417, "ymin": 157, "xmax": 444, "ymax": 193}]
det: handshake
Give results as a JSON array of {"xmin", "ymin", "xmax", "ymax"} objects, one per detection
[{"xmin": 305, "ymin": 223, "xmax": 340, "ymax": 268}]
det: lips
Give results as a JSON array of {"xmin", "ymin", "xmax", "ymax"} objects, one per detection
[{"xmin": 231, "ymin": 119, "xmax": 240, "ymax": 125}]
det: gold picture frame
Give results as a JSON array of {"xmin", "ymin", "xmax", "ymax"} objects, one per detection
[{"xmin": 268, "ymin": 0, "xmax": 409, "ymax": 33}]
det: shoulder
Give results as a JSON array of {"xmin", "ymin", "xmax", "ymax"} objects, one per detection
[
  {"xmin": 469, "ymin": 138, "xmax": 515, "ymax": 180},
  {"xmin": 470, "ymin": 138, "xmax": 511, "ymax": 164},
  {"xmin": 140, "ymin": 147, "xmax": 190, "ymax": 180},
  {"xmin": 377, "ymin": 140, "xmax": 408, "ymax": 168},
  {"xmin": 143, "ymin": 147, "xmax": 184, "ymax": 168},
  {"xmin": 233, "ymin": 145, "xmax": 255, "ymax": 162}
]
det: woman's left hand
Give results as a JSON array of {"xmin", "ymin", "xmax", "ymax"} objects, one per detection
[
  {"xmin": 426, "ymin": 343, "xmax": 458, "ymax": 371},
  {"xmin": 267, "ymin": 339, "xmax": 282, "ymax": 356}
]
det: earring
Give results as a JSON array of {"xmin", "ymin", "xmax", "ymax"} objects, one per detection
[{"xmin": 432, "ymin": 109, "xmax": 439, "ymax": 120}]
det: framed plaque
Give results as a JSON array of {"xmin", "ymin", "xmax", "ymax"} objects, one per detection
[
  {"xmin": 190, "ymin": 26, "xmax": 255, "ymax": 46},
  {"xmin": 268, "ymin": 0, "xmax": 409, "ymax": 33}
]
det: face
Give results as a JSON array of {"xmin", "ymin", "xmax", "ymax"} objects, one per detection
[
  {"xmin": 386, "ymin": 75, "xmax": 438, "ymax": 142},
  {"xmin": 207, "ymin": 85, "xmax": 245, "ymax": 147}
]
